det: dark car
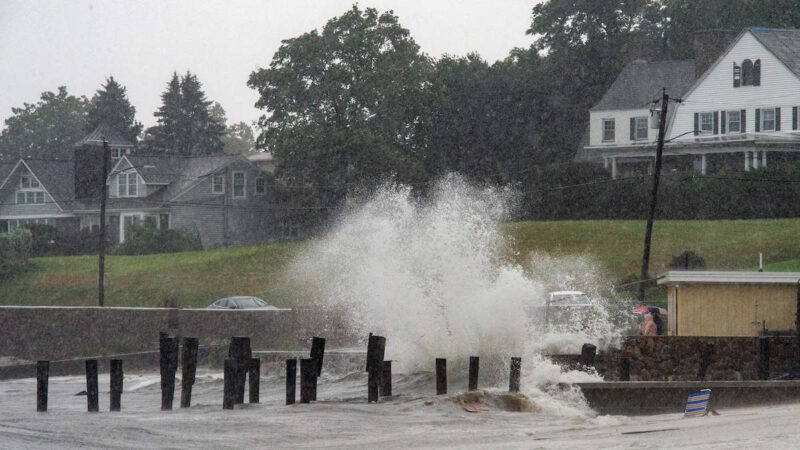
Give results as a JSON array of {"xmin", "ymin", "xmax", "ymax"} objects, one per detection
[{"xmin": 208, "ymin": 296, "xmax": 278, "ymax": 310}]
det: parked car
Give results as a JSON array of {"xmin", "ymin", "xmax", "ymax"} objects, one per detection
[{"xmin": 208, "ymin": 296, "xmax": 278, "ymax": 310}]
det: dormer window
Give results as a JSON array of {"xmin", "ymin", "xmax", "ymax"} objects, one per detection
[
  {"xmin": 117, "ymin": 172, "xmax": 138, "ymax": 197},
  {"xmin": 110, "ymin": 148, "xmax": 129, "ymax": 160},
  {"xmin": 17, "ymin": 175, "xmax": 45, "ymax": 204}
]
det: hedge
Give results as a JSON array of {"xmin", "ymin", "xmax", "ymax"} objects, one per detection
[{"xmin": 0, "ymin": 228, "xmax": 32, "ymax": 280}]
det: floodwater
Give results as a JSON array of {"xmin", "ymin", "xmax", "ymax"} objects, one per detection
[{"xmin": 2, "ymin": 371, "xmax": 799, "ymax": 449}]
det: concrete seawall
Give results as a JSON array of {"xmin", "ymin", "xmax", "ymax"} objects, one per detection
[{"xmin": 0, "ymin": 305, "xmax": 355, "ymax": 361}]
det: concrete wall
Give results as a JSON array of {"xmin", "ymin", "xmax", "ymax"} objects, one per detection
[
  {"xmin": 0, "ymin": 306, "xmax": 356, "ymax": 361},
  {"xmin": 674, "ymin": 283, "xmax": 796, "ymax": 336}
]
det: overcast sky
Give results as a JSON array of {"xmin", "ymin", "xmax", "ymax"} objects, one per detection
[{"xmin": 0, "ymin": 0, "xmax": 539, "ymax": 131}]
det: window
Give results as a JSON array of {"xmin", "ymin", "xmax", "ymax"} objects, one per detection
[
  {"xmin": 159, "ymin": 213, "xmax": 170, "ymax": 229},
  {"xmin": 8, "ymin": 218, "xmax": 50, "ymax": 231},
  {"xmin": 20, "ymin": 176, "xmax": 39, "ymax": 189},
  {"xmin": 232, "ymin": 172, "xmax": 245, "ymax": 198},
  {"xmin": 727, "ymin": 110, "xmax": 741, "ymax": 133},
  {"xmin": 761, "ymin": 108, "xmax": 776, "ymax": 131},
  {"xmin": 111, "ymin": 148, "xmax": 122, "ymax": 160},
  {"xmin": 212, "ymin": 174, "xmax": 224, "ymax": 194},
  {"xmin": 255, "ymin": 177, "xmax": 266, "ymax": 195},
  {"xmin": 699, "ymin": 112, "xmax": 714, "ymax": 134},
  {"xmin": 117, "ymin": 172, "xmax": 138, "ymax": 197},
  {"xmin": 602, "ymin": 119, "xmax": 615, "ymax": 142},
  {"xmin": 634, "ymin": 117, "xmax": 648, "ymax": 141},
  {"xmin": 16, "ymin": 175, "xmax": 45, "ymax": 204}
]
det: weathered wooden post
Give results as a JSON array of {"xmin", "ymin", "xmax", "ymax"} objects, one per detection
[
  {"xmin": 160, "ymin": 335, "xmax": 178, "ymax": 410},
  {"xmin": 380, "ymin": 361, "xmax": 392, "ymax": 397},
  {"xmin": 85, "ymin": 359, "xmax": 99, "ymax": 412},
  {"xmin": 36, "ymin": 360, "xmax": 49, "ymax": 412},
  {"xmin": 618, "ymin": 357, "xmax": 631, "ymax": 381},
  {"xmin": 311, "ymin": 336, "xmax": 326, "ymax": 377},
  {"xmin": 286, "ymin": 359, "xmax": 297, "ymax": 405},
  {"xmin": 757, "ymin": 337, "xmax": 770, "ymax": 380},
  {"xmin": 468, "ymin": 356, "xmax": 479, "ymax": 391},
  {"xmin": 300, "ymin": 358, "xmax": 316, "ymax": 403},
  {"xmin": 249, "ymin": 358, "xmax": 261, "ymax": 403},
  {"xmin": 697, "ymin": 342, "xmax": 715, "ymax": 381},
  {"xmin": 509, "ymin": 357, "xmax": 521, "ymax": 393},
  {"xmin": 180, "ymin": 337, "xmax": 199, "ymax": 408},
  {"xmin": 366, "ymin": 335, "xmax": 386, "ymax": 403},
  {"xmin": 435, "ymin": 358, "xmax": 447, "ymax": 395},
  {"xmin": 110, "ymin": 359, "xmax": 123, "ymax": 412},
  {"xmin": 580, "ymin": 343, "xmax": 597, "ymax": 367},
  {"xmin": 228, "ymin": 337, "xmax": 252, "ymax": 405},
  {"xmin": 223, "ymin": 358, "xmax": 235, "ymax": 410}
]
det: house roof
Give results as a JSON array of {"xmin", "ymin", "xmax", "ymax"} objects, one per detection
[
  {"xmin": 22, "ymin": 159, "xmax": 75, "ymax": 206},
  {"xmin": 658, "ymin": 271, "xmax": 800, "ymax": 285},
  {"xmin": 590, "ymin": 59, "xmax": 696, "ymax": 111},
  {"xmin": 0, "ymin": 162, "xmax": 15, "ymax": 186},
  {"xmin": 749, "ymin": 27, "xmax": 800, "ymax": 79},
  {"xmin": 74, "ymin": 122, "xmax": 133, "ymax": 148}
]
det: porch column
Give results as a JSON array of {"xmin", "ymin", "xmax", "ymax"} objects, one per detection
[
  {"xmin": 611, "ymin": 157, "xmax": 617, "ymax": 179},
  {"xmin": 744, "ymin": 151, "xmax": 750, "ymax": 171},
  {"xmin": 753, "ymin": 150, "xmax": 759, "ymax": 169},
  {"xmin": 762, "ymin": 150, "xmax": 767, "ymax": 168},
  {"xmin": 701, "ymin": 154, "xmax": 707, "ymax": 175},
  {"xmin": 603, "ymin": 157, "xmax": 609, "ymax": 170}
]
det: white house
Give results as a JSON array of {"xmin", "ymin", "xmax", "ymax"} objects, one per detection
[{"xmin": 583, "ymin": 28, "xmax": 800, "ymax": 178}]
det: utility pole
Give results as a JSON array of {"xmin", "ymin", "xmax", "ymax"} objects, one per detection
[
  {"xmin": 638, "ymin": 88, "xmax": 670, "ymax": 304},
  {"xmin": 98, "ymin": 139, "xmax": 109, "ymax": 307}
]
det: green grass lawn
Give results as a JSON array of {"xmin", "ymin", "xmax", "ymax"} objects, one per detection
[{"xmin": 4, "ymin": 218, "xmax": 800, "ymax": 308}]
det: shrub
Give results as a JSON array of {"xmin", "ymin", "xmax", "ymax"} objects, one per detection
[
  {"xmin": 0, "ymin": 228, "xmax": 32, "ymax": 280},
  {"xmin": 669, "ymin": 250, "xmax": 706, "ymax": 270},
  {"xmin": 112, "ymin": 225, "xmax": 201, "ymax": 256},
  {"xmin": 25, "ymin": 224, "xmax": 111, "ymax": 257}
]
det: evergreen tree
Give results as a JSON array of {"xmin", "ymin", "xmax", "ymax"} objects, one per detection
[
  {"xmin": 86, "ymin": 76, "xmax": 142, "ymax": 145},
  {"xmin": 147, "ymin": 71, "xmax": 225, "ymax": 155}
]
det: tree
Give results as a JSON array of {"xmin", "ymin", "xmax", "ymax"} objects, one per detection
[
  {"xmin": 0, "ymin": 87, "xmax": 89, "ymax": 161},
  {"xmin": 86, "ymin": 76, "xmax": 143, "ymax": 145},
  {"xmin": 223, "ymin": 122, "xmax": 256, "ymax": 155},
  {"xmin": 248, "ymin": 5, "xmax": 431, "ymax": 209},
  {"xmin": 146, "ymin": 71, "xmax": 225, "ymax": 155}
]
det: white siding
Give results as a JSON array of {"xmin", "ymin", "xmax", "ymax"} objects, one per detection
[
  {"xmin": 588, "ymin": 108, "xmax": 655, "ymax": 147},
  {"xmin": 671, "ymin": 31, "xmax": 800, "ymax": 141}
]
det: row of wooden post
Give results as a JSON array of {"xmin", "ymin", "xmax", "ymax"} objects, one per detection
[
  {"xmin": 285, "ymin": 336, "xmax": 326, "ymax": 405},
  {"xmin": 36, "ymin": 358, "xmax": 124, "ymax": 413},
  {"xmin": 434, "ymin": 356, "xmax": 522, "ymax": 395}
]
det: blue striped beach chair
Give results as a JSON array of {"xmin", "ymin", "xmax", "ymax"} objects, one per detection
[{"xmin": 684, "ymin": 389, "xmax": 711, "ymax": 417}]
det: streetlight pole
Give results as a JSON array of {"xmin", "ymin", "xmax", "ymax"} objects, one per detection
[
  {"xmin": 98, "ymin": 139, "xmax": 109, "ymax": 307},
  {"xmin": 638, "ymin": 88, "xmax": 670, "ymax": 304}
]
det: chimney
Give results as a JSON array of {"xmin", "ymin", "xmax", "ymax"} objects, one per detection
[{"xmin": 693, "ymin": 29, "xmax": 738, "ymax": 78}]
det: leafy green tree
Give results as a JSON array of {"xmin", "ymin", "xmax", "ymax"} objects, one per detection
[
  {"xmin": 248, "ymin": 5, "xmax": 431, "ymax": 204},
  {"xmin": 223, "ymin": 122, "xmax": 256, "ymax": 155},
  {"xmin": 147, "ymin": 71, "xmax": 225, "ymax": 155},
  {"xmin": 86, "ymin": 76, "xmax": 143, "ymax": 145},
  {"xmin": 0, "ymin": 87, "xmax": 89, "ymax": 161}
]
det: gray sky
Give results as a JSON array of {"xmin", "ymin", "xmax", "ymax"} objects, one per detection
[{"xmin": 0, "ymin": 0, "xmax": 538, "ymax": 130}]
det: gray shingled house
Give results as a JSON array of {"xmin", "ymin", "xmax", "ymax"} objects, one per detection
[{"xmin": 0, "ymin": 123, "xmax": 280, "ymax": 248}]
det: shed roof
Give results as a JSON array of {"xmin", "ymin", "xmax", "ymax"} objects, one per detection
[
  {"xmin": 590, "ymin": 59, "xmax": 696, "ymax": 111},
  {"xmin": 658, "ymin": 271, "xmax": 800, "ymax": 285}
]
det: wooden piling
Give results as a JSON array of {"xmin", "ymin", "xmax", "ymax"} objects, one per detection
[
  {"xmin": 758, "ymin": 337, "xmax": 770, "ymax": 380},
  {"xmin": 618, "ymin": 357, "xmax": 631, "ymax": 381},
  {"xmin": 159, "ymin": 335, "xmax": 178, "ymax": 410},
  {"xmin": 223, "ymin": 358, "xmax": 235, "ymax": 410},
  {"xmin": 249, "ymin": 358, "xmax": 261, "ymax": 403},
  {"xmin": 435, "ymin": 358, "xmax": 447, "ymax": 395},
  {"xmin": 468, "ymin": 356, "xmax": 479, "ymax": 391},
  {"xmin": 180, "ymin": 337, "xmax": 199, "ymax": 408},
  {"xmin": 366, "ymin": 335, "xmax": 386, "ymax": 403},
  {"xmin": 85, "ymin": 359, "xmax": 99, "ymax": 412},
  {"xmin": 509, "ymin": 357, "xmax": 521, "ymax": 393},
  {"xmin": 580, "ymin": 343, "xmax": 597, "ymax": 367},
  {"xmin": 36, "ymin": 360, "xmax": 49, "ymax": 412},
  {"xmin": 300, "ymin": 358, "xmax": 316, "ymax": 403},
  {"xmin": 109, "ymin": 359, "xmax": 123, "ymax": 412},
  {"xmin": 286, "ymin": 359, "xmax": 297, "ymax": 405},
  {"xmin": 380, "ymin": 361, "xmax": 392, "ymax": 397},
  {"xmin": 311, "ymin": 336, "xmax": 326, "ymax": 377},
  {"xmin": 228, "ymin": 337, "xmax": 252, "ymax": 404}
]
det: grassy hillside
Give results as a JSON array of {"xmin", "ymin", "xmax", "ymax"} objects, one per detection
[{"xmin": 4, "ymin": 219, "xmax": 800, "ymax": 307}]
